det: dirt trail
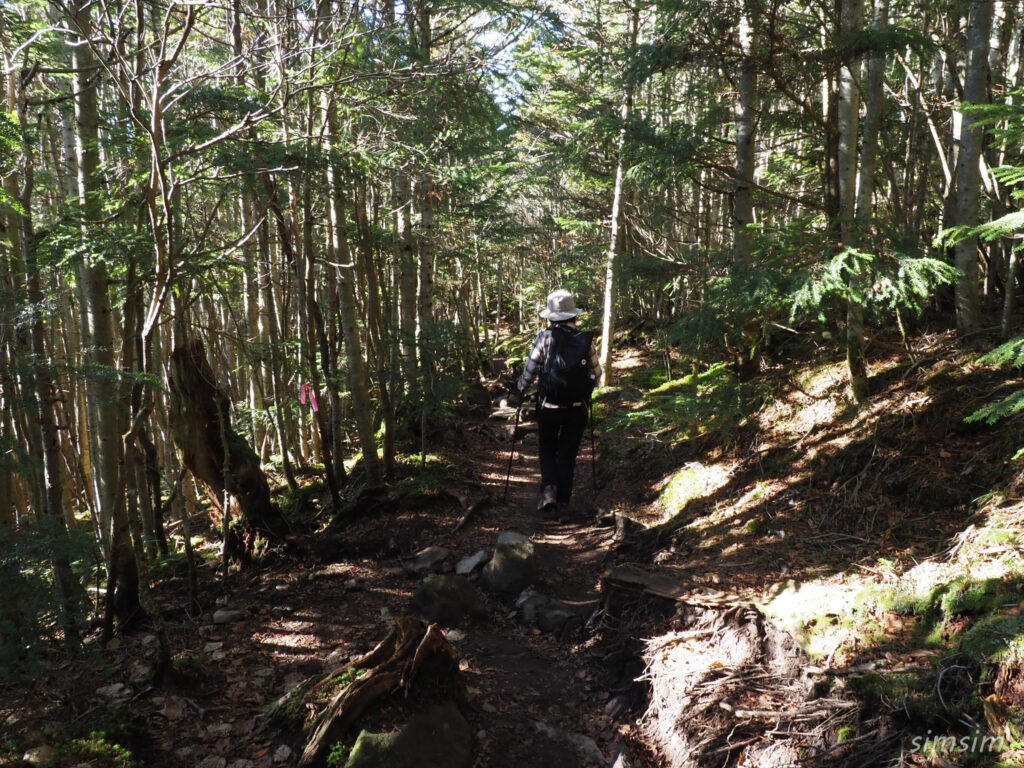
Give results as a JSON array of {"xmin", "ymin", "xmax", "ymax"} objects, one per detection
[
  {"xmin": 438, "ymin": 405, "xmax": 641, "ymax": 767},
  {"xmin": 126, "ymin": 401, "xmax": 650, "ymax": 767},
  {"xmin": 0, "ymin": 394, "xmax": 840, "ymax": 768}
]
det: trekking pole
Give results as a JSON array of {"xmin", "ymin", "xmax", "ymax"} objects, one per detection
[
  {"xmin": 503, "ymin": 402, "xmax": 523, "ymax": 503},
  {"xmin": 589, "ymin": 399, "xmax": 598, "ymax": 491}
]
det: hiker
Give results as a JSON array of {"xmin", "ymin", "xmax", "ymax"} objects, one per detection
[{"xmin": 509, "ymin": 289, "xmax": 601, "ymax": 520}]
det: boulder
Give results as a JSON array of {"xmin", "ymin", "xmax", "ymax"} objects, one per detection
[
  {"xmin": 456, "ymin": 550, "xmax": 489, "ymax": 576},
  {"xmin": 403, "ymin": 546, "xmax": 452, "ymax": 576},
  {"xmin": 480, "ymin": 532, "xmax": 537, "ymax": 598},
  {"xmin": 22, "ymin": 746, "xmax": 57, "ymax": 767},
  {"xmin": 344, "ymin": 701, "xmax": 473, "ymax": 768},
  {"xmin": 516, "ymin": 590, "xmax": 591, "ymax": 639},
  {"xmin": 412, "ymin": 575, "xmax": 487, "ymax": 626}
]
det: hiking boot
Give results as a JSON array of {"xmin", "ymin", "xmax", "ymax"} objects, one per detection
[
  {"xmin": 555, "ymin": 503, "xmax": 571, "ymax": 523},
  {"xmin": 538, "ymin": 485, "xmax": 557, "ymax": 512}
]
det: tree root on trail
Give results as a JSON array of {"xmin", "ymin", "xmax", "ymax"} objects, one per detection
[
  {"xmin": 638, "ymin": 601, "xmax": 859, "ymax": 767},
  {"xmin": 293, "ymin": 616, "xmax": 464, "ymax": 768},
  {"xmin": 601, "ymin": 565, "xmax": 873, "ymax": 767}
]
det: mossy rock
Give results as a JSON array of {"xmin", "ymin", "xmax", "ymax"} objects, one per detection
[
  {"xmin": 411, "ymin": 575, "xmax": 487, "ymax": 626},
  {"xmin": 961, "ymin": 613, "xmax": 1024, "ymax": 665},
  {"xmin": 343, "ymin": 700, "xmax": 472, "ymax": 768},
  {"xmin": 480, "ymin": 532, "xmax": 538, "ymax": 599}
]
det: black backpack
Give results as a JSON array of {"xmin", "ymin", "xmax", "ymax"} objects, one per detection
[{"xmin": 539, "ymin": 325, "xmax": 595, "ymax": 407}]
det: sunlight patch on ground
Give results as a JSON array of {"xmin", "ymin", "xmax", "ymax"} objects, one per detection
[
  {"xmin": 758, "ymin": 362, "xmax": 848, "ymax": 443},
  {"xmin": 902, "ymin": 544, "xmax": 1024, "ymax": 598},
  {"xmin": 761, "ymin": 577, "xmax": 869, "ymax": 658},
  {"xmin": 768, "ymin": 393, "xmax": 845, "ymax": 440},
  {"xmin": 612, "ymin": 349, "xmax": 645, "ymax": 369},
  {"xmin": 654, "ymin": 461, "xmax": 734, "ymax": 523},
  {"xmin": 731, "ymin": 480, "xmax": 783, "ymax": 515},
  {"xmin": 681, "ymin": 480, "xmax": 783, "ymax": 538}
]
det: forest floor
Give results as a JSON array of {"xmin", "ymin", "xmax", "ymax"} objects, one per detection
[
  {"xmin": 6, "ymin": 326, "xmax": 1024, "ymax": 768},
  {"xmin": 1, "ymin": 370, "xmax": 663, "ymax": 768}
]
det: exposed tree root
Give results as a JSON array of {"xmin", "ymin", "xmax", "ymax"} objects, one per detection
[{"xmin": 601, "ymin": 565, "xmax": 870, "ymax": 767}]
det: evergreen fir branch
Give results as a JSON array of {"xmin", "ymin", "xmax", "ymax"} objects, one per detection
[
  {"xmin": 977, "ymin": 336, "xmax": 1024, "ymax": 368},
  {"xmin": 966, "ymin": 389, "xmax": 1024, "ymax": 425},
  {"xmin": 790, "ymin": 249, "xmax": 956, "ymax": 321},
  {"xmin": 990, "ymin": 165, "xmax": 1024, "ymax": 187},
  {"xmin": 972, "ymin": 213, "xmax": 1024, "ymax": 243}
]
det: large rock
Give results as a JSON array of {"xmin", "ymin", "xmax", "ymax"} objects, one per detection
[
  {"xmin": 344, "ymin": 700, "xmax": 473, "ymax": 768},
  {"xmin": 516, "ymin": 590, "xmax": 592, "ymax": 639},
  {"xmin": 411, "ymin": 575, "xmax": 487, "ymax": 626},
  {"xmin": 22, "ymin": 745, "xmax": 57, "ymax": 767},
  {"xmin": 480, "ymin": 531, "xmax": 538, "ymax": 598}
]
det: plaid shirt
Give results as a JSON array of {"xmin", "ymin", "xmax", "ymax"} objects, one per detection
[{"xmin": 517, "ymin": 322, "xmax": 602, "ymax": 395}]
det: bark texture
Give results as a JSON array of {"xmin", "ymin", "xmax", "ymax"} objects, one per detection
[{"xmin": 168, "ymin": 339, "xmax": 288, "ymax": 557}]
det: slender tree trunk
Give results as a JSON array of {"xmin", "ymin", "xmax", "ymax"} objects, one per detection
[
  {"xmin": 733, "ymin": 0, "xmax": 757, "ymax": 263},
  {"xmin": 67, "ymin": 0, "xmax": 139, "ymax": 634},
  {"xmin": 14, "ymin": 98, "xmax": 83, "ymax": 648},
  {"xmin": 395, "ymin": 170, "xmax": 418, "ymax": 386},
  {"xmin": 843, "ymin": 0, "xmax": 872, "ymax": 403},
  {"xmin": 323, "ymin": 93, "xmax": 382, "ymax": 485},
  {"xmin": 356, "ymin": 180, "xmax": 396, "ymax": 478},
  {"xmin": 733, "ymin": 0, "xmax": 760, "ymax": 377},
  {"xmin": 953, "ymin": 0, "xmax": 994, "ymax": 335},
  {"xmin": 256, "ymin": 209, "xmax": 299, "ymax": 492},
  {"xmin": 264, "ymin": 171, "xmax": 345, "ymax": 508},
  {"xmin": 599, "ymin": 5, "xmax": 640, "ymax": 387},
  {"xmin": 417, "ymin": 171, "xmax": 436, "ymax": 387}
]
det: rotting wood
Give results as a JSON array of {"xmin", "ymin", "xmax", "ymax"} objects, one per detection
[
  {"xmin": 168, "ymin": 339, "xmax": 288, "ymax": 558},
  {"xmin": 452, "ymin": 496, "xmax": 490, "ymax": 533},
  {"xmin": 602, "ymin": 563, "xmax": 736, "ymax": 606}
]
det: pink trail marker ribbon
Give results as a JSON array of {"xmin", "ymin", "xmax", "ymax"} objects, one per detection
[{"xmin": 299, "ymin": 383, "xmax": 319, "ymax": 413}]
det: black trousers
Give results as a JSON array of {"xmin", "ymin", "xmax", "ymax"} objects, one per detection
[{"xmin": 536, "ymin": 404, "xmax": 589, "ymax": 505}]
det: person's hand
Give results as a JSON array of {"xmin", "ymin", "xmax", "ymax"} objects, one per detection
[{"xmin": 507, "ymin": 387, "xmax": 522, "ymax": 407}]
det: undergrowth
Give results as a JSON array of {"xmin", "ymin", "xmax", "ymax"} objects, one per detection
[{"xmin": 624, "ymin": 328, "xmax": 1024, "ymax": 765}]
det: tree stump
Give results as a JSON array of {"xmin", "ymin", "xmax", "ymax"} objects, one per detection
[{"xmin": 288, "ymin": 616, "xmax": 467, "ymax": 768}]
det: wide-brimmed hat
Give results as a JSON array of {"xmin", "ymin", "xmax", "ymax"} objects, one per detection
[{"xmin": 539, "ymin": 289, "xmax": 582, "ymax": 322}]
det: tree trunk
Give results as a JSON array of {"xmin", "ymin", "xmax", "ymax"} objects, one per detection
[
  {"xmin": 14, "ymin": 95, "xmax": 83, "ymax": 648},
  {"xmin": 953, "ymin": 0, "xmax": 994, "ymax": 336},
  {"xmin": 323, "ymin": 85, "xmax": 382, "ymax": 485},
  {"xmin": 599, "ymin": 5, "xmax": 640, "ymax": 387},
  {"xmin": 395, "ymin": 170, "xmax": 418, "ymax": 387},
  {"xmin": 256, "ymin": 208, "xmax": 299, "ymax": 492},
  {"xmin": 66, "ymin": 0, "xmax": 139, "ymax": 634},
  {"xmin": 733, "ymin": 0, "xmax": 760, "ymax": 378},
  {"xmin": 355, "ymin": 180, "xmax": 397, "ymax": 479},
  {"xmin": 417, "ymin": 170, "xmax": 436, "ymax": 388},
  {"xmin": 733, "ymin": 0, "xmax": 757, "ymax": 263},
  {"xmin": 263, "ymin": 171, "xmax": 345, "ymax": 509},
  {"xmin": 169, "ymin": 339, "xmax": 289, "ymax": 560},
  {"xmin": 836, "ymin": 0, "xmax": 866, "ymax": 401}
]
